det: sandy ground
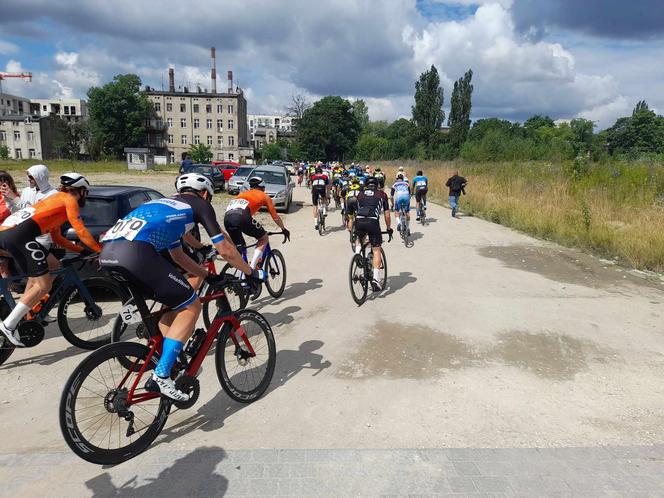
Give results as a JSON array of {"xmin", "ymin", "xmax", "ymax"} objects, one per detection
[{"xmin": 1, "ymin": 171, "xmax": 663, "ymax": 490}]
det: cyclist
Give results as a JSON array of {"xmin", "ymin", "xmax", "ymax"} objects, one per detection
[
  {"xmin": 224, "ymin": 176, "xmax": 290, "ymax": 270},
  {"xmin": 412, "ymin": 169, "xmax": 429, "ymax": 220},
  {"xmin": 390, "ymin": 173, "xmax": 412, "ymax": 235},
  {"xmin": 354, "ymin": 177, "xmax": 392, "ymax": 292},
  {"xmin": 100, "ymin": 174, "xmax": 261, "ymax": 402},
  {"xmin": 373, "ymin": 167, "xmax": 386, "ymax": 190},
  {"xmin": 345, "ymin": 176, "xmax": 362, "ymax": 232},
  {"xmin": 307, "ymin": 163, "xmax": 316, "ymax": 188},
  {"xmin": 395, "ymin": 166, "xmax": 409, "ymax": 183},
  {"xmin": 310, "ymin": 167, "xmax": 329, "ymax": 230},
  {"xmin": 0, "ymin": 173, "xmax": 102, "ymax": 346},
  {"xmin": 297, "ymin": 164, "xmax": 305, "ymax": 186}
]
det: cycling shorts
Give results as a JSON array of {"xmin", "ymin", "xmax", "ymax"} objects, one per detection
[
  {"xmin": 345, "ymin": 197, "xmax": 358, "ymax": 216},
  {"xmin": 223, "ymin": 208, "xmax": 266, "ymax": 248},
  {"xmin": 0, "ymin": 218, "xmax": 48, "ymax": 277},
  {"xmin": 415, "ymin": 187, "xmax": 428, "ymax": 203},
  {"xmin": 100, "ymin": 240, "xmax": 196, "ymax": 311},
  {"xmin": 312, "ymin": 187, "xmax": 327, "ymax": 206},
  {"xmin": 355, "ymin": 217, "xmax": 382, "ymax": 247},
  {"xmin": 394, "ymin": 194, "xmax": 410, "ymax": 213}
]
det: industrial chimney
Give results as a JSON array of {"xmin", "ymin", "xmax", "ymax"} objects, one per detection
[
  {"xmin": 227, "ymin": 70, "xmax": 233, "ymax": 93},
  {"xmin": 168, "ymin": 68, "xmax": 175, "ymax": 92},
  {"xmin": 210, "ymin": 47, "xmax": 217, "ymax": 93}
]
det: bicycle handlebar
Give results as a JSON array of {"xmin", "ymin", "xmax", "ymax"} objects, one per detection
[
  {"xmin": 267, "ymin": 231, "xmax": 290, "ymax": 243},
  {"xmin": 381, "ymin": 230, "xmax": 393, "ymax": 243}
]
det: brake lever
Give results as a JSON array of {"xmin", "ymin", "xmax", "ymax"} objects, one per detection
[{"xmin": 283, "ymin": 232, "xmax": 290, "ymax": 244}]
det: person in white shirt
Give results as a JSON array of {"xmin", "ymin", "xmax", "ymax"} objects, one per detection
[{"xmin": 3, "ymin": 164, "xmax": 57, "ymax": 212}]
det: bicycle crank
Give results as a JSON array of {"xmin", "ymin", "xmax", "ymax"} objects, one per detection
[
  {"xmin": 17, "ymin": 320, "xmax": 45, "ymax": 347},
  {"xmin": 173, "ymin": 375, "xmax": 200, "ymax": 410}
]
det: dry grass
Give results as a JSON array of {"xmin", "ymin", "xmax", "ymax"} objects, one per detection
[
  {"xmin": 0, "ymin": 159, "xmax": 178, "ymax": 174},
  {"xmin": 375, "ymin": 160, "xmax": 664, "ymax": 272}
]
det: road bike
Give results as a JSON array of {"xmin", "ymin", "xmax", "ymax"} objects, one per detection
[
  {"xmin": 316, "ymin": 198, "xmax": 326, "ymax": 235},
  {"xmin": 333, "ymin": 188, "xmax": 341, "ymax": 210},
  {"xmin": 397, "ymin": 205, "xmax": 410, "ymax": 246},
  {"xmin": 0, "ymin": 254, "xmax": 129, "ymax": 365},
  {"xmin": 348, "ymin": 231, "xmax": 391, "ymax": 306},
  {"xmin": 416, "ymin": 194, "xmax": 428, "ymax": 226},
  {"xmin": 60, "ymin": 272, "xmax": 276, "ymax": 465},
  {"xmin": 220, "ymin": 231, "xmax": 289, "ymax": 300}
]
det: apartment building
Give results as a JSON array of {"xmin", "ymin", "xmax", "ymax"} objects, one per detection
[
  {"xmin": 31, "ymin": 98, "xmax": 88, "ymax": 123},
  {"xmin": 0, "ymin": 115, "xmax": 57, "ymax": 160},
  {"xmin": 0, "ymin": 92, "xmax": 31, "ymax": 117},
  {"xmin": 247, "ymin": 114, "xmax": 295, "ymax": 142}
]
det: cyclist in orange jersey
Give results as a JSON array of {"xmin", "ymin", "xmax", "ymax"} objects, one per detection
[
  {"xmin": 223, "ymin": 176, "xmax": 290, "ymax": 270},
  {"xmin": 0, "ymin": 173, "xmax": 101, "ymax": 346}
]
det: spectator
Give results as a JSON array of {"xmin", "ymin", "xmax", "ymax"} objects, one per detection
[
  {"xmin": 0, "ymin": 170, "xmax": 18, "ymax": 223},
  {"xmin": 180, "ymin": 153, "xmax": 193, "ymax": 173},
  {"xmin": 445, "ymin": 170, "xmax": 467, "ymax": 218},
  {"xmin": 3, "ymin": 164, "xmax": 56, "ymax": 211}
]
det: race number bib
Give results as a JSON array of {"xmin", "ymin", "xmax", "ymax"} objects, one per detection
[
  {"xmin": 416, "ymin": 180, "xmax": 427, "ymax": 187},
  {"xmin": 102, "ymin": 217, "xmax": 147, "ymax": 242},
  {"xmin": 2, "ymin": 207, "xmax": 35, "ymax": 227},
  {"xmin": 226, "ymin": 198, "xmax": 250, "ymax": 212},
  {"xmin": 119, "ymin": 303, "xmax": 141, "ymax": 324},
  {"xmin": 313, "ymin": 179, "xmax": 326, "ymax": 186}
]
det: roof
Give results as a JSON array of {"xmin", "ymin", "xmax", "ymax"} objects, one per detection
[
  {"xmin": 88, "ymin": 185, "xmax": 160, "ymax": 197},
  {"xmin": 145, "ymin": 89, "xmax": 243, "ymax": 99}
]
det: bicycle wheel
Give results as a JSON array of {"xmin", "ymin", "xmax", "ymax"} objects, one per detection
[
  {"xmin": 202, "ymin": 279, "xmax": 246, "ymax": 329},
  {"xmin": 59, "ymin": 342, "xmax": 170, "ymax": 465},
  {"xmin": 59, "ymin": 277, "xmax": 129, "ymax": 350},
  {"xmin": 0, "ymin": 298, "xmax": 15, "ymax": 366},
  {"xmin": 215, "ymin": 309, "xmax": 275, "ymax": 403},
  {"xmin": 264, "ymin": 249, "xmax": 286, "ymax": 298},
  {"xmin": 349, "ymin": 253, "xmax": 368, "ymax": 305},
  {"xmin": 379, "ymin": 247, "xmax": 388, "ymax": 289}
]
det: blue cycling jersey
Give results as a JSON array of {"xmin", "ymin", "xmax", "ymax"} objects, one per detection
[
  {"xmin": 412, "ymin": 175, "xmax": 428, "ymax": 189},
  {"xmin": 391, "ymin": 180, "xmax": 410, "ymax": 196}
]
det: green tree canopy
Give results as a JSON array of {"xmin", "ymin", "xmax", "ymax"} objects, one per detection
[
  {"xmin": 261, "ymin": 142, "xmax": 284, "ymax": 161},
  {"xmin": 87, "ymin": 74, "xmax": 152, "ymax": 158},
  {"xmin": 412, "ymin": 65, "xmax": 444, "ymax": 143},
  {"xmin": 352, "ymin": 99, "xmax": 370, "ymax": 132},
  {"xmin": 189, "ymin": 143, "xmax": 213, "ymax": 163},
  {"xmin": 448, "ymin": 69, "xmax": 474, "ymax": 153},
  {"xmin": 524, "ymin": 114, "xmax": 555, "ymax": 138}
]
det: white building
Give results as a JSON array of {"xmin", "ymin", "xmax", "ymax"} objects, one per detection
[
  {"xmin": 0, "ymin": 115, "xmax": 57, "ymax": 160},
  {"xmin": 0, "ymin": 92, "xmax": 31, "ymax": 117},
  {"xmin": 31, "ymin": 98, "xmax": 88, "ymax": 123},
  {"xmin": 247, "ymin": 113, "xmax": 295, "ymax": 142}
]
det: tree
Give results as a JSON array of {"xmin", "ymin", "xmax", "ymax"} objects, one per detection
[
  {"xmin": 0, "ymin": 145, "xmax": 8, "ymax": 160},
  {"xmin": 412, "ymin": 65, "xmax": 444, "ymax": 143},
  {"xmin": 87, "ymin": 74, "xmax": 152, "ymax": 158},
  {"xmin": 297, "ymin": 96, "xmax": 360, "ymax": 161},
  {"xmin": 286, "ymin": 93, "xmax": 311, "ymax": 120},
  {"xmin": 189, "ymin": 143, "xmax": 212, "ymax": 163},
  {"xmin": 384, "ymin": 118, "xmax": 417, "ymax": 159},
  {"xmin": 633, "ymin": 100, "xmax": 649, "ymax": 115},
  {"xmin": 524, "ymin": 115, "xmax": 555, "ymax": 138},
  {"xmin": 448, "ymin": 69, "xmax": 474, "ymax": 154},
  {"xmin": 569, "ymin": 118, "xmax": 595, "ymax": 155},
  {"xmin": 352, "ymin": 99, "xmax": 370, "ymax": 132},
  {"xmin": 261, "ymin": 142, "xmax": 284, "ymax": 161},
  {"xmin": 52, "ymin": 120, "xmax": 88, "ymax": 159}
]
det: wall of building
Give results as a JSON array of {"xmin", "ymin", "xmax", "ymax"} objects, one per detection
[
  {"xmin": 0, "ymin": 116, "xmax": 53, "ymax": 160},
  {"xmin": 31, "ymin": 99, "xmax": 88, "ymax": 123},
  {"xmin": 0, "ymin": 92, "xmax": 31, "ymax": 117}
]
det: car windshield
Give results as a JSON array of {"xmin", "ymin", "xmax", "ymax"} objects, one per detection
[
  {"xmin": 79, "ymin": 197, "xmax": 118, "ymax": 226},
  {"xmin": 189, "ymin": 166, "xmax": 211, "ymax": 175},
  {"xmin": 233, "ymin": 167, "xmax": 254, "ymax": 177},
  {"xmin": 250, "ymin": 170, "xmax": 286, "ymax": 185}
]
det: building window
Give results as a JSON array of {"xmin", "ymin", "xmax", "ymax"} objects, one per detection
[
  {"xmin": 169, "ymin": 152, "xmax": 175, "ymax": 163},
  {"xmin": 13, "ymin": 131, "xmax": 20, "ymax": 141},
  {"xmin": 206, "ymin": 104, "xmax": 212, "ymax": 113},
  {"xmin": 193, "ymin": 104, "xmax": 199, "ymax": 113},
  {"xmin": 217, "ymin": 136, "xmax": 223, "ymax": 147},
  {"xmin": 42, "ymin": 105, "xmax": 47, "ymax": 111},
  {"xmin": 206, "ymin": 119, "xmax": 212, "ymax": 129},
  {"xmin": 0, "ymin": 131, "xmax": 5, "ymax": 141},
  {"xmin": 29, "ymin": 149, "xmax": 36, "ymax": 158},
  {"xmin": 180, "ymin": 103, "xmax": 186, "ymax": 112},
  {"xmin": 250, "ymin": 120, "xmax": 254, "ymax": 127},
  {"xmin": 181, "ymin": 135, "xmax": 187, "ymax": 145},
  {"xmin": 167, "ymin": 134, "xmax": 174, "ymax": 144},
  {"xmin": 207, "ymin": 135, "xmax": 213, "ymax": 145},
  {"xmin": 217, "ymin": 104, "xmax": 223, "ymax": 113},
  {"xmin": 217, "ymin": 119, "xmax": 223, "ymax": 130},
  {"xmin": 70, "ymin": 106, "xmax": 76, "ymax": 115},
  {"xmin": 15, "ymin": 149, "xmax": 22, "ymax": 159},
  {"xmin": 180, "ymin": 118, "xmax": 187, "ymax": 128},
  {"xmin": 154, "ymin": 102, "xmax": 161, "ymax": 112},
  {"xmin": 193, "ymin": 118, "xmax": 200, "ymax": 129},
  {"xmin": 64, "ymin": 106, "xmax": 69, "ymax": 115},
  {"xmin": 156, "ymin": 118, "xmax": 163, "ymax": 128},
  {"xmin": 227, "ymin": 105, "xmax": 234, "ymax": 114},
  {"xmin": 228, "ymin": 120, "xmax": 234, "ymax": 129},
  {"xmin": 27, "ymin": 131, "xmax": 34, "ymax": 141},
  {"xmin": 194, "ymin": 135, "xmax": 200, "ymax": 145},
  {"xmin": 167, "ymin": 118, "xmax": 173, "ymax": 127},
  {"xmin": 156, "ymin": 136, "xmax": 164, "ymax": 147},
  {"xmin": 166, "ymin": 103, "xmax": 172, "ymax": 112},
  {"xmin": 228, "ymin": 153, "xmax": 234, "ymax": 161},
  {"xmin": 228, "ymin": 136, "xmax": 235, "ymax": 146}
]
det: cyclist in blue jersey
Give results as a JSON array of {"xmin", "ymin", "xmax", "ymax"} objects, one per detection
[
  {"xmin": 100, "ymin": 174, "xmax": 262, "ymax": 402},
  {"xmin": 411, "ymin": 170, "xmax": 428, "ymax": 220},
  {"xmin": 390, "ymin": 173, "xmax": 411, "ymax": 235}
]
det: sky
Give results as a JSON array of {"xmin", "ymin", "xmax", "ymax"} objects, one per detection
[{"xmin": 1, "ymin": 0, "xmax": 663, "ymax": 130}]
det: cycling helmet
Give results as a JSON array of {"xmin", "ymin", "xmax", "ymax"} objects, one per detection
[
  {"xmin": 396, "ymin": 173, "xmax": 404, "ymax": 180},
  {"xmin": 375, "ymin": 167, "xmax": 382, "ymax": 173},
  {"xmin": 351, "ymin": 177, "xmax": 360, "ymax": 185},
  {"xmin": 398, "ymin": 166, "xmax": 404, "ymax": 172},
  {"xmin": 315, "ymin": 167, "xmax": 323, "ymax": 174},
  {"xmin": 60, "ymin": 172, "xmax": 90, "ymax": 189},
  {"xmin": 176, "ymin": 173, "xmax": 214, "ymax": 197},
  {"xmin": 365, "ymin": 177, "xmax": 378, "ymax": 189},
  {"xmin": 342, "ymin": 170, "xmax": 349, "ymax": 177},
  {"xmin": 247, "ymin": 176, "xmax": 266, "ymax": 190}
]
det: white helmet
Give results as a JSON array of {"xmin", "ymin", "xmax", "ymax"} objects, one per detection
[
  {"xmin": 176, "ymin": 174, "xmax": 214, "ymax": 197},
  {"xmin": 60, "ymin": 172, "xmax": 90, "ymax": 189}
]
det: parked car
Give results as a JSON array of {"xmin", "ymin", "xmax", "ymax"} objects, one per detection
[
  {"xmin": 239, "ymin": 165, "xmax": 294, "ymax": 212},
  {"xmin": 227, "ymin": 165, "xmax": 257, "ymax": 195},
  {"xmin": 282, "ymin": 162, "xmax": 296, "ymax": 175},
  {"xmin": 181, "ymin": 163, "xmax": 224, "ymax": 191},
  {"xmin": 211, "ymin": 161, "xmax": 242, "ymax": 182}
]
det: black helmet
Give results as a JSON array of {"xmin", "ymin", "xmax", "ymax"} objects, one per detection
[
  {"xmin": 364, "ymin": 177, "xmax": 378, "ymax": 189},
  {"xmin": 315, "ymin": 167, "xmax": 323, "ymax": 174},
  {"xmin": 247, "ymin": 176, "xmax": 265, "ymax": 190},
  {"xmin": 417, "ymin": 170, "xmax": 423, "ymax": 176}
]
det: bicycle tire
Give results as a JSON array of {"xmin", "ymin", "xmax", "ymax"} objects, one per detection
[
  {"xmin": 379, "ymin": 247, "xmax": 388, "ymax": 289},
  {"xmin": 202, "ymin": 279, "xmax": 246, "ymax": 328},
  {"xmin": 264, "ymin": 249, "xmax": 287, "ymax": 298},
  {"xmin": 349, "ymin": 253, "xmax": 368, "ymax": 306},
  {"xmin": 59, "ymin": 277, "xmax": 129, "ymax": 350},
  {"xmin": 0, "ymin": 298, "xmax": 15, "ymax": 365},
  {"xmin": 215, "ymin": 309, "xmax": 275, "ymax": 403},
  {"xmin": 59, "ymin": 342, "xmax": 170, "ymax": 465}
]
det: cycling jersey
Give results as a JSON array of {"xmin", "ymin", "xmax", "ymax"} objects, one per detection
[
  {"xmin": 345, "ymin": 184, "xmax": 362, "ymax": 199},
  {"xmin": 227, "ymin": 189, "xmax": 278, "ymax": 218},
  {"xmin": 412, "ymin": 175, "xmax": 428, "ymax": 190},
  {"xmin": 101, "ymin": 194, "xmax": 223, "ymax": 252},
  {"xmin": 311, "ymin": 174, "xmax": 329, "ymax": 189},
  {"xmin": 391, "ymin": 180, "xmax": 410, "ymax": 197},
  {"xmin": 356, "ymin": 189, "xmax": 389, "ymax": 220}
]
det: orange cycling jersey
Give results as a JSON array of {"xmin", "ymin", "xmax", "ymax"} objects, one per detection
[
  {"xmin": 236, "ymin": 189, "xmax": 278, "ymax": 219},
  {"xmin": 3, "ymin": 192, "xmax": 101, "ymax": 253}
]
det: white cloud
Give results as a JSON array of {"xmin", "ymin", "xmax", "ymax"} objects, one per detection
[
  {"xmin": 0, "ymin": 40, "xmax": 19, "ymax": 55},
  {"xmin": 54, "ymin": 51, "xmax": 78, "ymax": 66}
]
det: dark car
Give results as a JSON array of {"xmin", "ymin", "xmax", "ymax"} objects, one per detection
[{"xmin": 182, "ymin": 163, "xmax": 224, "ymax": 191}]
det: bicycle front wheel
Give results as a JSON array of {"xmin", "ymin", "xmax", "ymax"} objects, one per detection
[
  {"xmin": 349, "ymin": 253, "xmax": 368, "ymax": 306},
  {"xmin": 264, "ymin": 249, "xmax": 286, "ymax": 298},
  {"xmin": 202, "ymin": 279, "xmax": 247, "ymax": 328},
  {"xmin": 59, "ymin": 342, "xmax": 170, "ymax": 465},
  {"xmin": 215, "ymin": 309, "xmax": 275, "ymax": 403},
  {"xmin": 59, "ymin": 277, "xmax": 129, "ymax": 350}
]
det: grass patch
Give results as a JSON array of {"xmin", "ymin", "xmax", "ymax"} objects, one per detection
[
  {"xmin": 375, "ymin": 159, "xmax": 664, "ymax": 272},
  {"xmin": 0, "ymin": 159, "xmax": 178, "ymax": 174}
]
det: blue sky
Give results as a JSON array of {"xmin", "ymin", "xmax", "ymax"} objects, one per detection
[{"xmin": 1, "ymin": 0, "xmax": 663, "ymax": 130}]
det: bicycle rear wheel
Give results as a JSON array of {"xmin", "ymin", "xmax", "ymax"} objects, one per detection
[
  {"xmin": 59, "ymin": 277, "xmax": 129, "ymax": 350},
  {"xmin": 215, "ymin": 309, "xmax": 275, "ymax": 403},
  {"xmin": 0, "ymin": 298, "xmax": 15, "ymax": 365},
  {"xmin": 59, "ymin": 342, "xmax": 170, "ymax": 465},
  {"xmin": 349, "ymin": 253, "xmax": 368, "ymax": 305},
  {"xmin": 264, "ymin": 249, "xmax": 287, "ymax": 298}
]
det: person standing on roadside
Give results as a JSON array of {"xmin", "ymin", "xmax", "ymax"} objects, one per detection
[
  {"xmin": 445, "ymin": 170, "xmax": 467, "ymax": 218},
  {"xmin": 180, "ymin": 153, "xmax": 193, "ymax": 174},
  {"xmin": 3, "ymin": 164, "xmax": 56, "ymax": 212}
]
